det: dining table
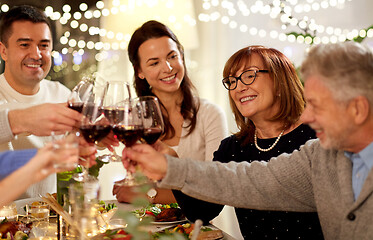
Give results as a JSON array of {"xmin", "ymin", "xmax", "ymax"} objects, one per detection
[
  {"xmin": 112, "ymin": 200, "xmax": 237, "ymax": 239},
  {"xmin": 12, "ymin": 197, "xmax": 237, "ymax": 240}
]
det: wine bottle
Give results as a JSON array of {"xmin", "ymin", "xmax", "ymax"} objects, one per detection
[{"xmin": 56, "ymin": 170, "xmax": 77, "ymax": 239}]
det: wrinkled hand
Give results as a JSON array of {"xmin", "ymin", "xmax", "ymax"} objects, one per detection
[
  {"xmin": 8, "ymin": 103, "xmax": 82, "ymax": 136},
  {"xmin": 122, "ymin": 144, "xmax": 168, "ymax": 181},
  {"xmin": 112, "ymin": 183, "xmax": 145, "ymax": 203}
]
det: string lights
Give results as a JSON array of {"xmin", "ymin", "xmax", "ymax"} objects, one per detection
[
  {"xmin": 47, "ymin": 0, "xmax": 196, "ymax": 65},
  {"xmin": 0, "ymin": 0, "xmax": 371, "ymax": 73},
  {"xmin": 199, "ymin": 0, "xmax": 373, "ymax": 45}
]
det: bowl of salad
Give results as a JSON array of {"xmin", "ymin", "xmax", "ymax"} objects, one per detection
[{"xmin": 97, "ymin": 201, "xmax": 118, "ymax": 227}]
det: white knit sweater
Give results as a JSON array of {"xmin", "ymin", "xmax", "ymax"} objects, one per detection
[
  {"xmin": 175, "ymin": 98, "xmax": 228, "ymax": 162},
  {"xmin": 0, "ymin": 74, "xmax": 71, "ymax": 199}
]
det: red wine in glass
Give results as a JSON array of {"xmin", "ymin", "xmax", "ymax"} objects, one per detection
[
  {"xmin": 100, "ymin": 81, "xmax": 131, "ymax": 163},
  {"xmin": 102, "ymin": 108, "xmax": 125, "ymax": 125},
  {"xmin": 142, "ymin": 127, "xmax": 162, "ymax": 145},
  {"xmin": 67, "ymin": 77, "xmax": 95, "ymax": 114},
  {"xmin": 137, "ymin": 96, "xmax": 164, "ymax": 145},
  {"xmin": 112, "ymin": 125, "xmax": 143, "ymax": 147},
  {"xmin": 68, "ymin": 102, "xmax": 84, "ymax": 113},
  {"xmin": 79, "ymin": 125, "xmax": 111, "ymax": 144},
  {"xmin": 112, "ymin": 99, "xmax": 145, "ymax": 187}
]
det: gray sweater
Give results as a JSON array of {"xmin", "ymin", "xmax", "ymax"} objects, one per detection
[{"xmin": 158, "ymin": 139, "xmax": 373, "ymax": 240}]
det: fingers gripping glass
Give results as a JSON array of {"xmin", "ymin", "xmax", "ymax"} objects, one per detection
[{"xmin": 222, "ymin": 69, "xmax": 269, "ymax": 90}]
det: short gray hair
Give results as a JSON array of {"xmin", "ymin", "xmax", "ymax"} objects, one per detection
[{"xmin": 300, "ymin": 41, "xmax": 373, "ymax": 105}]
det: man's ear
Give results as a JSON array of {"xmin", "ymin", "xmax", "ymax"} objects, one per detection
[
  {"xmin": 0, "ymin": 42, "xmax": 8, "ymax": 61},
  {"xmin": 349, "ymin": 96, "xmax": 370, "ymax": 125}
]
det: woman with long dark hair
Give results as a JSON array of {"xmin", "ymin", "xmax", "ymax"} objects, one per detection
[{"xmin": 113, "ymin": 20, "xmax": 228, "ymax": 204}]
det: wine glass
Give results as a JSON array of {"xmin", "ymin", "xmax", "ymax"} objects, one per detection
[
  {"xmin": 100, "ymin": 81, "xmax": 132, "ymax": 162},
  {"xmin": 112, "ymin": 99, "xmax": 144, "ymax": 186},
  {"xmin": 74, "ymin": 87, "xmax": 110, "ymax": 182},
  {"xmin": 51, "ymin": 131, "xmax": 80, "ymax": 171},
  {"xmin": 138, "ymin": 96, "xmax": 164, "ymax": 145},
  {"xmin": 67, "ymin": 76, "xmax": 95, "ymax": 113}
]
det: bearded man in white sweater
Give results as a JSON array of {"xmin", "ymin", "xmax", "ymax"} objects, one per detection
[{"xmin": 0, "ymin": 5, "xmax": 82, "ymax": 198}]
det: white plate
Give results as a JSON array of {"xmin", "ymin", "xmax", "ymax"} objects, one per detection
[
  {"xmin": 14, "ymin": 197, "xmax": 57, "ymax": 218},
  {"xmin": 14, "ymin": 197, "xmax": 42, "ymax": 215}
]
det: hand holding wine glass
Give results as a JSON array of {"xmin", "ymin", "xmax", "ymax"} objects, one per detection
[
  {"xmin": 121, "ymin": 144, "xmax": 168, "ymax": 182},
  {"xmin": 113, "ymin": 96, "xmax": 164, "ymax": 187}
]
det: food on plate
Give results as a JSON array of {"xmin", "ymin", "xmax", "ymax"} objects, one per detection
[
  {"xmin": 30, "ymin": 202, "xmax": 45, "ymax": 208},
  {"xmin": 153, "ymin": 223, "xmax": 223, "ymax": 240},
  {"xmin": 0, "ymin": 220, "xmax": 32, "ymax": 239},
  {"xmin": 98, "ymin": 201, "xmax": 117, "ymax": 214},
  {"xmin": 170, "ymin": 223, "xmax": 195, "ymax": 235},
  {"xmin": 96, "ymin": 201, "xmax": 118, "ymax": 227},
  {"xmin": 91, "ymin": 228, "xmax": 131, "ymax": 240},
  {"xmin": 154, "ymin": 208, "xmax": 184, "ymax": 222},
  {"xmin": 133, "ymin": 203, "xmax": 185, "ymax": 222},
  {"xmin": 197, "ymin": 230, "xmax": 224, "ymax": 240}
]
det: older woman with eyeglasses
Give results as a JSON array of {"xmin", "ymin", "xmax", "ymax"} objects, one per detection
[{"xmin": 172, "ymin": 45, "xmax": 324, "ymax": 239}]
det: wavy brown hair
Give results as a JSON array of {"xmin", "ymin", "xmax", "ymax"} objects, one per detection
[
  {"xmin": 224, "ymin": 45, "xmax": 305, "ymax": 146},
  {"xmin": 128, "ymin": 20, "xmax": 199, "ymax": 140}
]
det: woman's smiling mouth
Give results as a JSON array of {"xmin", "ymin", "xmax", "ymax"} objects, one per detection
[
  {"xmin": 240, "ymin": 95, "xmax": 257, "ymax": 103},
  {"xmin": 160, "ymin": 74, "xmax": 176, "ymax": 82}
]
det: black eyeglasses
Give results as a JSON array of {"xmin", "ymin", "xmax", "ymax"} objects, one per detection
[{"xmin": 222, "ymin": 69, "xmax": 269, "ymax": 90}]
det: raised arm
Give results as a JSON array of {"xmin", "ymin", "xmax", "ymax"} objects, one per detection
[
  {"xmin": 0, "ymin": 143, "xmax": 79, "ymax": 206},
  {"xmin": 123, "ymin": 140, "xmax": 319, "ymax": 212},
  {"xmin": 8, "ymin": 103, "xmax": 82, "ymax": 137}
]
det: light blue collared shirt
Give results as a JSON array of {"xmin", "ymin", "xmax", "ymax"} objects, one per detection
[{"xmin": 345, "ymin": 142, "xmax": 373, "ymax": 201}]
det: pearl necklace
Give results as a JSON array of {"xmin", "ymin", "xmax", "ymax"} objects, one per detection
[{"xmin": 254, "ymin": 129, "xmax": 285, "ymax": 152}]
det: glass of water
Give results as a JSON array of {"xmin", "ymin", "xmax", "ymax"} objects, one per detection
[
  {"xmin": 26, "ymin": 202, "xmax": 50, "ymax": 223},
  {"xmin": 51, "ymin": 131, "xmax": 80, "ymax": 171},
  {"xmin": 0, "ymin": 202, "xmax": 18, "ymax": 222}
]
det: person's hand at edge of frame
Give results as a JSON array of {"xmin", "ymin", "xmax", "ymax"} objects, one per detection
[{"xmin": 122, "ymin": 143, "xmax": 168, "ymax": 181}]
